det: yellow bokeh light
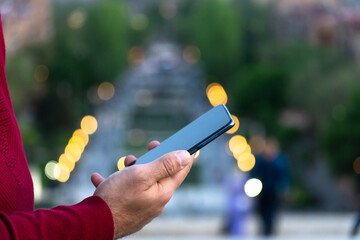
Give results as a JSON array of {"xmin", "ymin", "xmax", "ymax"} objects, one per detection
[
  {"xmin": 73, "ymin": 129, "xmax": 89, "ymax": 146},
  {"xmin": 229, "ymin": 135, "xmax": 247, "ymax": 156},
  {"xmin": 237, "ymin": 153, "xmax": 256, "ymax": 172},
  {"xmin": 81, "ymin": 115, "xmax": 98, "ymax": 135},
  {"xmin": 244, "ymin": 144, "xmax": 251, "ymax": 154},
  {"xmin": 244, "ymin": 178, "xmax": 263, "ymax": 197},
  {"xmin": 233, "ymin": 144, "xmax": 252, "ymax": 159},
  {"xmin": 56, "ymin": 163, "xmax": 70, "ymax": 183},
  {"xmin": 354, "ymin": 157, "xmax": 360, "ymax": 174},
  {"xmin": 65, "ymin": 143, "xmax": 82, "ymax": 162},
  {"xmin": 59, "ymin": 154, "xmax": 75, "ymax": 172},
  {"xmin": 226, "ymin": 115, "xmax": 240, "ymax": 134},
  {"xmin": 69, "ymin": 135, "xmax": 86, "ymax": 151},
  {"xmin": 235, "ymin": 152, "xmax": 251, "ymax": 162},
  {"xmin": 206, "ymin": 82, "xmax": 219, "ymax": 95},
  {"xmin": 206, "ymin": 83, "xmax": 228, "ymax": 107},
  {"xmin": 97, "ymin": 82, "xmax": 115, "ymax": 101},
  {"xmin": 44, "ymin": 161, "xmax": 61, "ymax": 180},
  {"xmin": 117, "ymin": 156, "xmax": 126, "ymax": 171}
]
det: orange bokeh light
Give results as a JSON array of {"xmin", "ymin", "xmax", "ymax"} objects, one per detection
[
  {"xmin": 206, "ymin": 83, "xmax": 228, "ymax": 107},
  {"xmin": 227, "ymin": 115, "xmax": 240, "ymax": 134}
]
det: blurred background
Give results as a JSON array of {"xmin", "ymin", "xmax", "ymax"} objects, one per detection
[{"xmin": 2, "ymin": 0, "xmax": 360, "ymax": 238}]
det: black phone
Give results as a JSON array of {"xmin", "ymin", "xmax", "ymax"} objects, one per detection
[{"xmin": 136, "ymin": 104, "xmax": 235, "ymax": 164}]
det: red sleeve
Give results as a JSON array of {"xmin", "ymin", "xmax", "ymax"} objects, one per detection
[{"xmin": 0, "ymin": 196, "xmax": 114, "ymax": 240}]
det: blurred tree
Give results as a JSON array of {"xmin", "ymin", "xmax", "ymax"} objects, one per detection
[
  {"xmin": 323, "ymin": 89, "xmax": 360, "ymax": 175},
  {"xmin": 178, "ymin": 0, "xmax": 243, "ymax": 80},
  {"xmin": 6, "ymin": 0, "xmax": 132, "ymax": 168},
  {"xmin": 231, "ymin": 64, "xmax": 286, "ymax": 133}
]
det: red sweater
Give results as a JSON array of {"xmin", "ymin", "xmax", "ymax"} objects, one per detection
[{"xmin": 0, "ymin": 16, "xmax": 114, "ymax": 239}]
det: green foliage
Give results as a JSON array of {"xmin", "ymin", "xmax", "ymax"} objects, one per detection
[
  {"xmin": 6, "ymin": 0, "xmax": 132, "ymax": 166},
  {"xmin": 177, "ymin": 1, "xmax": 360, "ymax": 178},
  {"xmin": 5, "ymin": 54, "xmax": 36, "ymax": 114},
  {"xmin": 322, "ymin": 89, "xmax": 360, "ymax": 175},
  {"xmin": 231, "ymin": 64, "xmax": 287, "ymax": 132},
  {"xmin": 179, "ymin": 0, "xmax": 243, "ymax": 80},
  {"xmin": 84, "ymin": 1, "xmax": 129, "ymax": 83}
]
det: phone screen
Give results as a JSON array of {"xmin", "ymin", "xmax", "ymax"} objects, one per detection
[{"xmin": 136, "ymin": 104, "xmax": 234, "ymax": 164}]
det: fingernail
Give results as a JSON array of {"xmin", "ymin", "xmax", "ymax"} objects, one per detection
[{"xmin": 176, "ymin": 151, "xmax": 190, "ymax": 168}]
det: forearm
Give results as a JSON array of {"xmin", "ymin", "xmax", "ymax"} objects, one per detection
[{"xmin": 0, "ymin": 196, "xmax": 114, "ymax": 240}]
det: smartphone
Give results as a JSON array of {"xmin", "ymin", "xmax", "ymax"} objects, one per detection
[{"xmin": 136, "ymin": 104, "xmax": 235, "ymax": 164}]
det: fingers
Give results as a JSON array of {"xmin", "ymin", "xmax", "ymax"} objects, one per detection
[
  {"xmin": 145, "ymin": 150, "xmax": 191, "ymax": 184},
  {"xmin": 91, "ymin": 173, "xmax": 105, "ymax": 187},
  {"xmin": 148, "ymin": 141, "xmax": 160, "ymax": 151},
  {"xmin": 159, "ymin": 153, "xmax": 195, "ymax": 190},
  {"xmin": 124, "ymin": 141, "xmax": 160, "ymax": 168},
  {"xmin": 124, "ymin": 155, "xmax": 137, "ymax": 167}
]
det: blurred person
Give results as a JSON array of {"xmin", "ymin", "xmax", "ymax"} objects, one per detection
[
  {"xmin": 223, "ymin": 169, "xmax": 251, "ymax": 236},
  {"xmin": 350, "ymin": 175, "xmax": 360, "ymax": 236},
  {"xmin": 251, "ymin": 137, "xmax": 291, "ymax": 236},
  {"xmin": 0, "ymin": 14, "xmax": 195, "ymax": 239}
]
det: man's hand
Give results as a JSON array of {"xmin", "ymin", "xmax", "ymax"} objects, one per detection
[{"xmin": 91, "ymin": 141, "xmax": 194, "ymax": 239}]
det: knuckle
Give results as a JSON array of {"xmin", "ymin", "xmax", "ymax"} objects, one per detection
[{"xmin": 161, "ymin": 154, "xmax": 178, "ymax": 177}]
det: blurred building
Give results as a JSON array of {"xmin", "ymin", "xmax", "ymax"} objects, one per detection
[
  {"xmin": 0, "ymin": 0, "xmax": 52, "ymax": 52},
  {"xmin": 275, "ymin": 0, "xmax": 360, "ymax": 66}
]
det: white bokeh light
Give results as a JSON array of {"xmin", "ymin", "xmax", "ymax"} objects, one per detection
[{"xmin": 244, "ymin": 178, "xmax": 263, "ymax": 198}]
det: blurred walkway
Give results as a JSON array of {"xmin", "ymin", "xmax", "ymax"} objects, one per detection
[{"xmin": 126, "ymin": 213, "xmax": 355, "ymax": 239}]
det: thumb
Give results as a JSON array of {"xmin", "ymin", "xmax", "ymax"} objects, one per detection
[
  {"xmin": 146, "ymin": 150, "xmax": 191, "ymax": 183},
  {"xmin": 91, "ymin": 173, "xmax": 105, "ymax": 187}
]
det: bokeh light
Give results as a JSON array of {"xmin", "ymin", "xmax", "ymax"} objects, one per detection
[
  {"xmin": 69, "ymin": 135, "xmax": 86, "ymax": 151},
  {"xmin": 73, "ymin": 129, "xmax": 89, "ymax": 146},
  {"xmin": 68, "ymin": 10, "xmax": 86, "ymax": 29},
  {"xmin": 237, "ymin": 153, "xmax": 256, "ymax": 172},
  {"xmin": 128, "ymin": 46, "xmax": 146, "ymax": 65},
  {"xmin": 159, "ymin": 2, "xmax": 177, "ymax": 19},
  {"xmin": 135, "ymin": 89, "xmax": 152, "ymax": 107},
  {"xmin": 44, "ymin": 161, "xmax": 61, "ymax": 180},
  {"xmin": 81, "ymin": 115, "xmax": 98, "ymax": 135},
  {"xmin": 97, "ymin": 82, "xmax": 115, "ymax": 101},
  {"xmin": 130, "ymin": 14, "xmax": 149, "ymax": 31},
  {"xmin": 34, "ymin": 65, "xmax": 49, "ymax": 83},
  {"xmin": 56, "ymin": 163, "xmax": 71, "ymax": 183},
  {"xmin": 117, "ymin": 156, "xmax": 126, "ymax": 171},
  {"xmin": 244, "ymin": 178, "xmax": 263, "ymax": 197},
  {"xmin": 65, "ymin": 142, "xmax": 82, "ymax": 162},
  {"xmin": 354, "ymin": 157, "xmax": 360, "ymax": 174},
  {"xmin": 59, "ymin": 154, "xmax": 75, "ymax": 172},
  {"xmin": 183, "ymin": 45, "xmax": 201, "ymax": 64},
  {"xmin": 233, "ymin": 143, "xmax": 252, "ymax": 159},
  {"xmin": 243, "ymin": 144, "xmax": 251, "ymax": 154},
  {"xmin": 226, "ymin": 115, "xmax": 240, "ymax": 134},
  {"xmin": 194, "ymin": 150, "xmax": 200, "ymax": 159},
  {"xmin": 206, "ymin": 82, "xmax": 228, "ymax": 106},
  {"xmin": 229, "ymin": 135, "xmax": 247, "ymax": 156}
]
